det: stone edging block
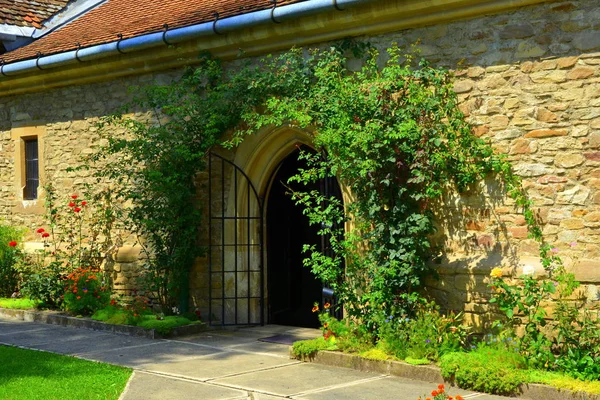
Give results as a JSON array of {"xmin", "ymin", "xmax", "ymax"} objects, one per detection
[
  {"xmin": 291, "ymin": 349, "xmax": 600, "ymax": 400},
  {"xmin": 0, "ymin": 308, "xmax": 209, "ymax": 339}
]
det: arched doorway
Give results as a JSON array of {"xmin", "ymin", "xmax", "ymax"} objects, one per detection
[{"xmin": 266, "ymin": 147, "xmax": 344, "ymax": 328}]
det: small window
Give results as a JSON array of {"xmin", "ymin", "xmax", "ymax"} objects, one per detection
[{"xmin": 23, "ymin": 138, "xmax": 39, "ymax": 200}]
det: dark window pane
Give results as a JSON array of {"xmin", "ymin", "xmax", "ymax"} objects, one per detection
[{"xmin": 24, "ymin": 139, "xmax": 39, "ymax": 200}]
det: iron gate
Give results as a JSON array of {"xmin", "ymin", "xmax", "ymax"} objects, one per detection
[{"xmin": 208, "ymin": 152, "xmax": 264, "ymax": 326}]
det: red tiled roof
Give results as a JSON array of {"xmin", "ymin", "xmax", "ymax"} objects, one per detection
[
  {"xmin": 0, "ymin": 0, "xmax": 71, "ymax": 28},
  {"xmin": 2, "ymin": 0, "xmax": 307, "ymax": 64}
]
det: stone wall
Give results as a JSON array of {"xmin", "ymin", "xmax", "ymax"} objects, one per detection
[
  {"xmin": 366, "ymin": 0, "xmax": 600, "ymax": 329},
  {"xmin": 0, "ymin": 0, "xmax": 599, "ymax": 325}
]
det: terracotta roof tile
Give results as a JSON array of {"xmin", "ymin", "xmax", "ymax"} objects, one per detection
[
  {"xmin": 0, "ymin": 0, "xmax": 71, "ymax": 28},
  {"xmin": 2, "ymin": 0, "xmax": 307, "ymax": 64}
]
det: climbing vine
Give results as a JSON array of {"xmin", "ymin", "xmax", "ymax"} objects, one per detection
[{"xmin": 88, "ymin": 44, "xmax": 554, "ymax": 325}]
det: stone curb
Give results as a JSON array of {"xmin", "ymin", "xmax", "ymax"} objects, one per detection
[
  {"xmin": 292, "ymin": 350, "xmax": 600, "ymax": 400},
  {"xmin": 0, "ymin": 307, "xmax": 209, "ymax": 339}
]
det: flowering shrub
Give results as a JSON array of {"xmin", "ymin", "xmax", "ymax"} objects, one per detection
[
  {"xmin": 417, "ymin": 384, "xmax": 463, "ymax": 400},
  {"xmin": 63, "ymin": 267, "xmax": 111, "ymax": 315},
  {"xmin": 0, "ymin": 225, "xmax": 25, "ymax": 297},
  {"xmin": 19, "ymin": 185, "xmax": 120, "ymax": 309}
]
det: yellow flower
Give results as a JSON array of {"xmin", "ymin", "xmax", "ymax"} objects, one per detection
[{"xmin": 490, "ymin": 267, "xmax": 503, "ymax": 279}]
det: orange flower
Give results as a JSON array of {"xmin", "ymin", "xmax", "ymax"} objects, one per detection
[
  {"xmin": 438, "ymin": 384, "xmax": 444, "ymax": 391},
  {"xmin": 312, "ymin": 305, "xmax": 319, "ymax": 313},
  {"xmin": 431, "ymin": 390, "xmax": 438, "ymax": 396},
  {"xmin": 323, "ymin": 322, "xmax": 329, "ymax": 329},
  {"xmin": 324, "ymin": 302, "xmax": 331, "ymax": 309},
  {"xmin": 455, "ymin": 396, "xmax": 464, "ymax": 400},
  {"xmin": 76, "ymin": 296, "xmax": 81, "ymax": 300}
]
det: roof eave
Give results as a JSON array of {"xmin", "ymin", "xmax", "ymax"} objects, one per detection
[{"xmin": 0, "ymin": 0, "xmax": 552, "ymax": 97}]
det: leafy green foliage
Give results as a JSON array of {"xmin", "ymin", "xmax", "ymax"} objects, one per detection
[
  {"xmin": 440, "ymin": 348, "xmax": 527, "ymax": 395},
  {"xmin": 377, "ymin": 300, "xmax": 470, "ymax": 361},
  {"xmin": 0, "ymin": 298, "xmax": 38, "ymax": 309},
  {"xmin": 0, "ymin": 224, "xmax": 24, "ymax": 297},
  {"xmin": 292, "ymin": 337, "xmax": 337, "ymax": 359}
]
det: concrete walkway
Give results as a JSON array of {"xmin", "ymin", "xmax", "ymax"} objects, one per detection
[{"xmin": 0, "ymin": 317, "xmax": 510, "ymax": 400}]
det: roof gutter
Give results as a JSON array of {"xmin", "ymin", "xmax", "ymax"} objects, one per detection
[{"xmin": 0, "ymin": 0, "xmax": 369, "ymax": 78}]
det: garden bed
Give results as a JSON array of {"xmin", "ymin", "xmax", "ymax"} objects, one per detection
[
  {"xmin": 291, "ymin": 349, "xmax": 600, "ymax": 400},
  {"xmin": 0, "ymin": 307, "xmax": 209, "ymax": 339}
]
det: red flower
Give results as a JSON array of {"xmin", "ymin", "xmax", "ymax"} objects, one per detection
[
  {"xmin": 76, "ymin": 296, "xmax": 81, "ymax": 300},
  {"xmin": 110, "ymin": 299, "xmax": 117, "ymax": 306},
  {"xmin": 73, "ymin": 207, "xmax": 82, "ymax": 213},
  {"xmin": 36, "ymin": 228, "xmax": 45, "ymax": 234},
  {"xmin": 42, "ymin": 232, "xmax": 50, "ymax": 238},
  {"xmin": 68, "ymin": 202, "xmax": 75, "ymax": 207},
  {"xmin": 8, "ymin": 241, "xmax": 17, "ymax": 247},
  {"xmin": 431, "ymin": 391, "xmax": 438, "ymax": 397},
  {"xmin": 81, "ymin": 201, "xmax": 87, "ymax": 206},
  {"xmin": 438, "ymin": 384, "xmax": 444, "ymax": 391},
  {"xmin": 71, "ymin": 195, "xmax": 78, "ymax": 199}
]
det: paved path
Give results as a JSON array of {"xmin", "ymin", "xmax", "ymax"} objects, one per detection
[{"xmin": 0, "ymin": 318, "xmax": 510, "ymax": 400}]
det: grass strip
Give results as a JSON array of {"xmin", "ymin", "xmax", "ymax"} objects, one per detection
[{"xmin": 0, "ymin": 345, "xmax": 132, "ymax": 400}]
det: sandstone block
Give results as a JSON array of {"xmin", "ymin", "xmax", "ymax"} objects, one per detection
[
  {"xmin": 510, "ymin": 139, "xmax": 533, "ymax": 154},
  {"xmin": 514, "ymin": 163, "xmax": 553, "ymax": 177},
  {"xmin": 489, "ymin": 115, "xmax": 509, "ymax": 130},
  {"xmin": 453, "ymin": 79, "xmax": 474, "ymax": 93},
  {"xmin": 591, "ymin": 118, "xmax": 600, "ymax": 129},
  {"xmin": 557, "ymin": 56, "xmax": 579, "ymax": 69},
  {"xmin": 524, "ymin": 129, "xmax": 568, "ymax": 138},
  {"xmin": 557, "ymin": 230, "xmax": 579, "ymax": 245},
  {"xmin": 584, "ymin": 152, "xmax": 600, "ymax": 161},
  {"xmin": 557, "ymin": 185, "xmax": 590, "ymax": 205},
  {"xmin": 537, "ymin": 175, "xmax": 568, "ymax": 184},
  {"xmin": 467, "ymin": 67, "xmax": 485, "ymax": 78},
  {"xmin": 567, "ymin": 67, "xmax": 596, "ymax": 80},
  {"xmin": 509, "ymin": 226, "xmax": 528, "ymax": 239},
  {"xmin": 584, "ymin": 212, "xmax": 600, "ymax": 222},
  {"xmin": 116, "ymin": 245, "xmax": 141, "ymax": 263},
  {"xmin": 530, "ymin": 70, "xmax": 567, "ymax": 83},
  {"xmin": 535, "ymin": 108, "xmax": 558, "ymax": 123},
  {"xmin": 472, "ymin": 125, "xmax": 489, "ymax": 137},
  {"xmin": 560, "ymin": 218, "xmax": 585, "ymax": 230},
  {"xmin": 555, "ymin": 153, "xmax": 585, "ymax": 168},
  {"xmin": 570, "ymin": 259, "xmax": 600, "ymax": 283}
]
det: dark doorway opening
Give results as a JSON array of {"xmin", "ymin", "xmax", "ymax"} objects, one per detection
[{"xmin": 267, "ymin": 148, "xmax": 326, "ymax": 328}]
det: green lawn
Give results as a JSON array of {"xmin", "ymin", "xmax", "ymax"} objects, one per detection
[
  {"xmin": 0, "ymin": 298, "xmax": 39, "ymax": 309},
  {"xmin": 0, "ymin": 345, "xmax": 132, "ymax": 400}
]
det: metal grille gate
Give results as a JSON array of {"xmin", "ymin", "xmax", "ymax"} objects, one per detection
[{"xmin": 208, "ymin": 153, "xmax": 264, "ymax": 326}]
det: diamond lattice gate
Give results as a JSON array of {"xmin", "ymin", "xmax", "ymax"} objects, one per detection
[{"xmin": 208, "ymin": 152, "xmax": 264, "ymax": 326}]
